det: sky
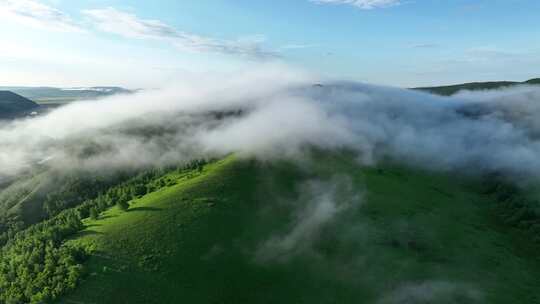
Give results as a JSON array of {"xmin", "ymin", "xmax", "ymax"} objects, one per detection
[{"xmin": 1, "ymin": 0, "xmax": 540, "ymax": 88}]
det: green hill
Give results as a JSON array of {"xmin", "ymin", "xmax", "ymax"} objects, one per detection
[
  {"xmin": 0, "ymin": 91, "xmax": 39, "ymax": 119},
  {"xmin": 415, "ymin": 78, "xmax": 540, "ymax": 96},
  {"xmin": 525, "ymin": 78, "xmax": 540, "ymax": 85},
  {"xmin": 57, "ymin": 154, "xmax": 540, "ymax": 304}
]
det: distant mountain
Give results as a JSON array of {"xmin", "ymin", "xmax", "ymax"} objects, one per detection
[
  {"xmin": 0, "ymin": 86, "xmax": 134, "ymax": 104},
  {"xmin": 525, "ymin": 78, "xmax": 540, "ymax": 85},
  {"xmin": 0, "ymin": 91, "xmax": 39, "ymax": 120},
  {"xmin": 415, "ymin": 78, "xmax": 540, "ymax": 96}
]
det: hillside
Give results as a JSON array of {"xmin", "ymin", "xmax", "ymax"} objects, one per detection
[
  {"xmin": 57, "ymin": 154, "xmax": 540, "ymax": 304},
  {"xmin": 415, "ymin": 78, "xmax": 540, "ymax": 96},
  {"xmin": 0, "ymin": 91, "xmax": 39, "ymax": 119}
]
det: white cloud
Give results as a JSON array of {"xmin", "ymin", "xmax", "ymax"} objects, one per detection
[
  {"xmin": 0, "ymin": 0, "xmax": 81, "ymax": 32},
  {"xmin": 82, "ymin": 7, "xmax": 177, "ymax": 39},
  {"xmin": 311, "ymin": 0, "xmax": 401, "ymax": 9},
  {"xmin": 3, "ymin": 65, "xmax": 540, "ymax": 185},
  {"xmin": 82, "ymin": 7, "xmax": 278, "ymax": 59}
]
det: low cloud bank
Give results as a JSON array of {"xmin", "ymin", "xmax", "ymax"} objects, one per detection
[{"xmin": 1, "ymin": 65, "xmax": 540, "ymax": 183}]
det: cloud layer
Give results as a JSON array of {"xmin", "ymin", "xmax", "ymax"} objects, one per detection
[{"xmin": 2, "ymin": 65, "xmax": 540, "ymax": 184}]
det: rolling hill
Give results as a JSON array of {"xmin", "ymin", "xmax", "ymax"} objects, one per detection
[
  {"xmin": 0, "ymin": 91, "xmax": 39, "ymax": 120},
  {"xmin": 0, "ymin": 86, "xmax": 133, "ymax": 105},
  {"xmin": 415, "ymin": 78, "xmax": 540, "ymax": 96},
  {"xmin": 56, "ymin": 154, "xmax": 540, "ymax": 304}
]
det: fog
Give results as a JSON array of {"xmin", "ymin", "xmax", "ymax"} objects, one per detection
[
  {"xmin": 378, "ymin": 281, "xmax": 483, "ymax": 304},
  {"xmin": 256, "ymin": 175, "xmax": 363, "ymax": 262},
  {"xmin": 1, "ymin": 65, "xmax": 540, "ymax": 183}
]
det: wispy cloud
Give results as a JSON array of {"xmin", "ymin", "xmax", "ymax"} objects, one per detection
[
  {"xmin": 410, "ymin": 43, "xmax": 440, "ymax": 49},
  {"xmin": 280, "ymin": 44, "xmax": 319, "ymax": 50},
  {"xmin": 0, "ymin": 0, "xmax": 82, "ymax": 32},
  {"xmin": 310, "ymin": 0, "xmax": 401, "ymax": 9},
  {"xmin": 82, "ymin": 7, "xmax": 278, "ymax": 59},
  {"xmin": 82, "ymin": 7, "xmax": 177, "ymax": 39}
]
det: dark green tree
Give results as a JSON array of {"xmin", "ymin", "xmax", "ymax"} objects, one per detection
[
  {"xmin": 117, "ymin": 199, "xmax": 129, "ymax": 211},
  {"xmin": 89, "ymin": 207, "xmax": 99, "ymax": 220}
]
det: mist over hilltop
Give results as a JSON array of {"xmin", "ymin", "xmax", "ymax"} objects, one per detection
[{"xmin": 1, "ymin": 66, "xmax": 540, "ymax": 184}]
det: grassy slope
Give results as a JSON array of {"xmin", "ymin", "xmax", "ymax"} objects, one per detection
[{"xmin": 60, "ymin": 154, "xmax": 540, "ymax": 304}]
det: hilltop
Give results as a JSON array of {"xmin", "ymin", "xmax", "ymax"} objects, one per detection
[{"xmin": 0, "ymin": 91, "xmax": 39, "ymax": 119}]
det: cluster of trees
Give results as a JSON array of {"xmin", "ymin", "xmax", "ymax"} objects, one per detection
[
  {"xmin": 0, "ymin": 217, "xmax": 24, "ymax": 247},
  {"xmin": 484, "ymin": 180, "xmax": 540, "ymax": 242},
  {"xmin": 186, "ymin": 159, "xmax": 207, "ymax": 173},
  {"xmin": 0, "ymin": 159, "xmax": 209, "ymax": 303},
  {"xmin": 42, "ymin": 172, "xmax": 138, "ymax": 218},
  {"xmin": 0, "ymin": 209, "xmax": 86, "ymax": 303}
]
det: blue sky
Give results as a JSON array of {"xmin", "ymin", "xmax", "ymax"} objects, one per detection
[{"xmin": 1, "ymin": 0, "xmax": 540, "ymax": 88}]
